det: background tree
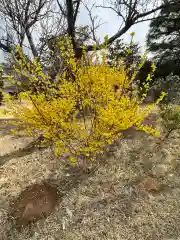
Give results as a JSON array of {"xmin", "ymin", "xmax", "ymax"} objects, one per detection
[
  {"xmin": 0, "ymin": 0, "xmax": 178, "ymax": 61},
  {"xmin": 39, "ymin": 0, "xmax": 180, "ymax": 84},
  {"xmin": 0, "ymin": 0, "xmax": 65, "ymax": 59},
  {"xmin": 107, "ymin": 38, "xmax": 154, "ymax": 96},
  {"xmin": 108, "ymin": 38, "xmax": 141, "ymax": 76},
  {"xmin": 147, "ymin": 0, "xmax": 180, "ymax": 102},
  {"xmin": 56, "ymin": 0, "xmax": 178, "ymax": 58},
  {"xmin": 40, "ymin": 24, "xmax": 93, "ymax": 80},
  {"xmin": 147, "ymin": 0, "xmax": 180, "ymax": 79},
  {"xmin": 0, "ymin": 0, "xmax": 179, "ymax": 99}
]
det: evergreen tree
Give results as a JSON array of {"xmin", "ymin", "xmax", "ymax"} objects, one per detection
[
  {"xmin": 147, "ymin": 0, "xmax": 180, "ymax": 79},
  {"xmin": 107, "ymin": 39, "xmax": 153, "ymax": 96},
  {"xmin": 108, "ymin": 39, "xmax": 141, "ymax": 77}
]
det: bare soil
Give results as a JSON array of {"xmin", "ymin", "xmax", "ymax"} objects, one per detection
[{"xmin": 10, "ymin": 182, "xmax": 60, "ymax": 229}]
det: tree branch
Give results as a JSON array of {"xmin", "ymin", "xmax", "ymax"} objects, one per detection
[
  {"xmin": 83, "ymin": 1, "xmax": 103, "ymax": 44},
  {"xmin": 26, "ymin": 28, "xmax": 39, "ymax": 57},
  {"xmin": 87, "ymin": 0, "xmax": 180, "ymax": 52},
  {"xmin": 66, "ymin": 0, "xmax": 76, "ymax": 49},
  {"xmin": 135, "ymin": 17, "xmax": 158, "ymax": 24},
  {"xmin": 102, "ymin": 19, "xmax": 133, "ymax": 46},
  {"xmin": 134, "ymin": 0, "xmax": 180, "ymax": 21},
  {"xmin": 73, "ymin": 0, "xmax": 81, "ymax": 25},
  {"xmin": 96, "ymin": 5, "xmax": 126, "ymax": 22},
  {"xmin": 0, "ymin": 41, "xmax": 12, "ymax": 53},
  {"xmin": 57, "ymin": 0, "xmax": 66, "ymax": 16}
]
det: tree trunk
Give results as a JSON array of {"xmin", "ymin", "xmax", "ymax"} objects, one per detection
[
  {"xmin": 0, "ymin": 79, "xmax": 3, "ymax": 105},
  {"xmin": 66, "ymin": 0, "xmax": 76, "ymax": 51},
  {"xmin": 26, "ymin": 29, "xmax": 38, "ymax": 58}
]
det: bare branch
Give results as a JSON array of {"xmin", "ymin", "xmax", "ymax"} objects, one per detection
[
  {"xmin": 135, "ymin": 17, "xmax": 158, "ymax": 24},
  {"xmin": 57, "ymin": 0, "xmax": 66, "ymax": 16},
  {"xmin": 0, "ymin": 40, "xmax": 11, "ymax": 53},
  {"xmin": 102, "ymin": 20, "xmax": 133, "ymax": 46},
  {"xmin": 134, "ymin": 4, "xmax": 163, "ymax": 21},
  {"xmin": 73, "ymin": 0, "xmax": 81, "ymax": 25},
  {"xmin": 0, "ymin": 0, "xmax": 54, "ymax": 58},
  {"xmin": 97, "ymin": 4, "xmax": 126, "ymax": 22},
  {"xmin": 97, "ymin": 3, "xmax": 127, "ymax": 23},
  {"xmin": 94, "ymin": 0, "xmax": 180, "ymax": 50},
  {"xmin": 83, "ymin": 1, "xmax": 104, "ymax": 44}
]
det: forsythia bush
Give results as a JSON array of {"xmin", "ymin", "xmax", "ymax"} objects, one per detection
[{"xmin": 3, "ymin": 37, "xmax": 166, "ymax": 163}]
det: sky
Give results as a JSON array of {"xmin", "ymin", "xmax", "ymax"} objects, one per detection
[{"xmin": 0, "ymin": 0, "xmax": 151, "ymax": 62}]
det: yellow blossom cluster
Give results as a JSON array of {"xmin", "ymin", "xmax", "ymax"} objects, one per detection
[{"xmin": 2, "ymin": 36, "xmax": 166, "ymax": 163}]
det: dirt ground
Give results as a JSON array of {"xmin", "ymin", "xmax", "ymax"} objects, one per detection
[{"xmin": 1, "ymin": 109, "xmax": 180, "ymax": 240}]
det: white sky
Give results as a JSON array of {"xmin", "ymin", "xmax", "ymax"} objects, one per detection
[{"xmin": 0, "ymin": 0, "xmax": 151, "ymax": 62}]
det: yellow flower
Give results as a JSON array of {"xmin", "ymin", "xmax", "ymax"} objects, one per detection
[
  {"xmin": 4, "ymin": 36, "xmax": 165, "ymax": 164},
  {"xmin": 151, "ymin": 63, "xmax": 157, "ymax": 73}
]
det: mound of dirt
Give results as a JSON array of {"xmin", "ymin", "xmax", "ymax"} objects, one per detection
[{"xmin": 9, "ymin": 182, "xmax": 60, "ymax": 228}]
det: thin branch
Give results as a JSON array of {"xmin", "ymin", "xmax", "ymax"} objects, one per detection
[
  {"xmin": 134, "ymin": 1, "xmax": 178, "ymax": 21},
  {"xmin": 0, "ymin": 40, "xmax": 12, "ymax": 52},
  {"xmin": 85, "ymin": 0, "xmax": 180, "ymax": 52},
  {"xmin": 73, "ymin": 0, "xmax": 81, "ymax": 25},
  {"xmin": 135, "ymin": 17, "xmax": 158, "ymax": 24},
  {"xmin": 96, "ymin": 4, "xmax": 126, "ymax": 23},
  {"xmin": 56, "ymin": 0, "xmax": 66, "ymax": 16},
  {"xmin": 26, "ymin": 0, "xmax": 47, "ymax": 29},
  {"xmin": 83, "ymin": 1, "xmax": 103, "ymax": 44}
]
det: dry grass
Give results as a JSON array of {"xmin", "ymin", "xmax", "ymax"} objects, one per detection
[{"xmin": 1, "ymin": 107, "xmax": 180, "ymax": 239}]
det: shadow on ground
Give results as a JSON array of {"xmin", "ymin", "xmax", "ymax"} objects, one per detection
[
  {"xmin": 0, "ymin": 139, "xmax": 49, "ymax": 166},
  {"xmin": 0, "ymin": 119, "xmax": 17, "ymax": 137}
]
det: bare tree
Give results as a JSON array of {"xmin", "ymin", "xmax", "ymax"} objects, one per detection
[
  {"xmin": 82, "ymin": 1, "xmax": 105, "ymax": 45},
  {"xmin": 55, "ymin": 0, "xmax": 180, "ymax": 56},
  {"xmin": 95, "ymin": 0, "xmax": 165, "ymax": 46},
  {"xmin": 0, "ymin": 0, "xmax": 55, "ymax": 58},
  {"xmin": 0, "ymin": 0, "xmax": 179, "ymax": 59}
]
